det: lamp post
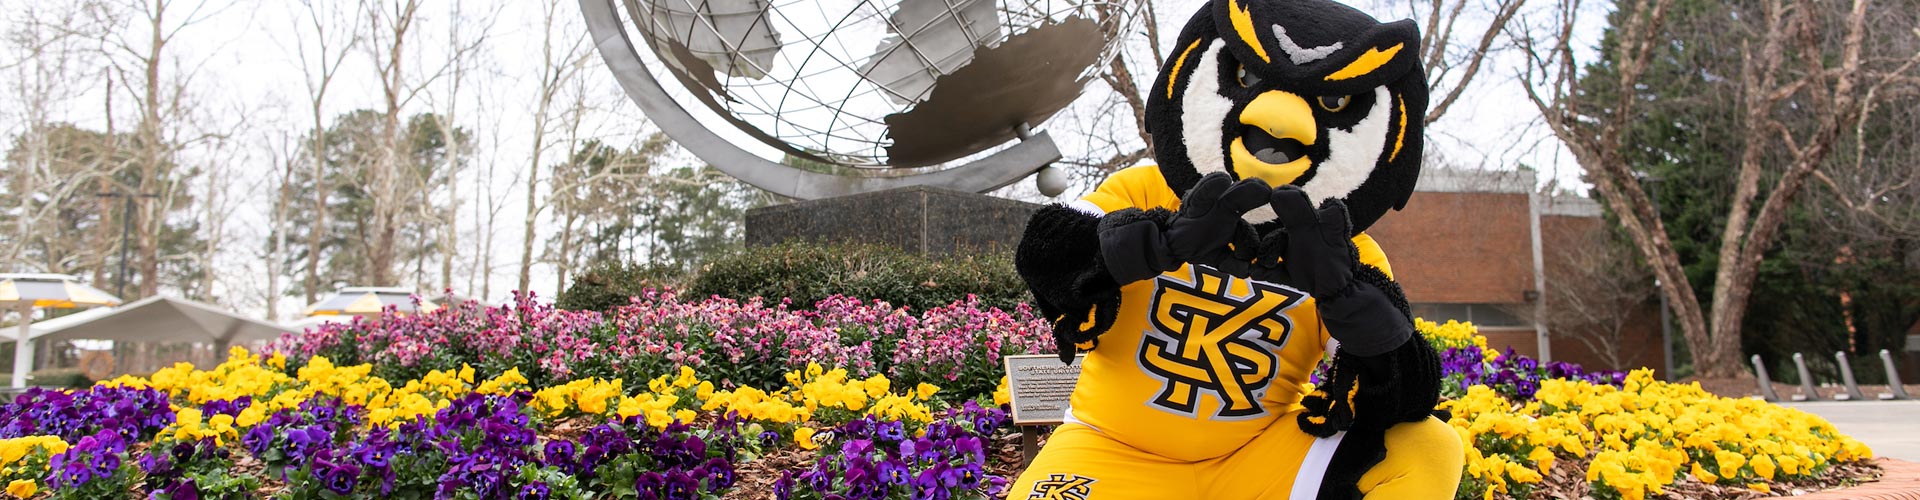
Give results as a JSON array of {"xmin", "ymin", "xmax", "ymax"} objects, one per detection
[
  {"xmin": 1528, "ymin": 173, "xmax": 1551, "ymax": 363},
  {"xmin": 95, "ymin": 191, "xmax": 160, "ymax": 298},
  {"xmin": 1637, "ymin": 173, "xmax": 1675, "ymax": 378}
]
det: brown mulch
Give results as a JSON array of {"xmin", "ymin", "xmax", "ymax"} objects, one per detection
[
  {"xmin": 985, "ymin": 428, "xmax": 1040, "ymax": 480},
  {"xmin": 544, "ymin": 415, "xmax": 599, "ymax": 443},
  {"xmin": 240, "ymin": 449, "xmax": 289, "ymax": 497},
  {"xmin": 1524, "ymin": 454, "xmax": 1883, "ymax": 499},
  {"xmin": 1532, "ymin": 455, "xmax": 1593, "ymax": 499},
  {"xmin": 1653, "ymin": 460, "xmax": 1883, "ymax": 499},
  {"xmin": 722, "ymin": 447, "xmax": 815, "ymax": 500}
]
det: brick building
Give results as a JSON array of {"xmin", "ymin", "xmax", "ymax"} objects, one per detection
[{"xmin": 1368, "ymin": 169, "xmax": 1669, "ymax": 376}]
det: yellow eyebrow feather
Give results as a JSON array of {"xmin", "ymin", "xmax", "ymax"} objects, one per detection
[
  {"xmin": 1326, "ymin": 43, "xmax": 1404, "ymax": 81},
  {"xmin": 1167, "ymin": 39, "xmax": 1205, "ymax": 98},
  {"xmin": 1227, "ymin": 0, "xmax": 1270, "ymax": 64},
  {"xmin": 1390, "ymin": 93, "xmax": 1407, "ymax": 162}
]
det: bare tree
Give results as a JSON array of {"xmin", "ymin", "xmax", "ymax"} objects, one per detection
[
  {"xmin": 1513, "ymin": 0, "xmax": 1912, "ymax": 378},
  {"xmin": 1809, "ymin": 4, "xmax": 1920, "ymax": 244},
  {"xmin": 516, "ymin": 0, "xmax": 596, "ymax": 293},
  {"xmin": 285, "ymin": 0, "xmax": 361, "ymax": 301},
  {"xmin": 546, "ymin": 132, "xmax": 680, "ymax": 292},
  {"xmin": 420, "ymin": 2, "xmax": 497, "ymax": 295},
  {"xmin": 360, "ymin": 0, "xmax": 428, "ymax": 287},
  {"xmin": 1377, "ymin": 0, "xmax": 1529, "ymax": 123},
  {"xmin": 1, "ymin": 2, "xmax": 112, "ymax": 275},
  {"xmin": 192, "ymin": 135, "xmax": 243, "ymax": 301},
  {"xmin": 264, "ymin": 132, "xmax": 299, "ymax": 319},
  {"xmin": 93, "ymin": 0, "xmax": 231, "ymax": 299},
  {"xmin": 1539, "ymin": 209, "xmax": 1654, "ymax": 369},
  {"xmin": 477, "ymin": 136, "xmax": 515, "ymax": 299}
]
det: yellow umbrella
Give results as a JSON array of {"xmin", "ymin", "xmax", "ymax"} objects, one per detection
[
  {"xmin": 303, "ymin": 286, "xmax": 439, "ymax": 317},
  {"xmin": 0, "ymin": 274, "xmax": 121, "ymax": 388}
]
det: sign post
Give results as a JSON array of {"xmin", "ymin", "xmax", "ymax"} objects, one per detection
[{"xmin": 1003, "ymin": 354, "xmax": 1085, "ymax": 466}]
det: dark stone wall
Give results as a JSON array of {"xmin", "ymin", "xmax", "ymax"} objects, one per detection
[{"xmin": 745, "ymin": 186, "xmax": 1039, "ymax": 256}]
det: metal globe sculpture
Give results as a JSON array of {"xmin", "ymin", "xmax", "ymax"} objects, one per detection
[{"xmin": 581, "ymin": 0, "xmax": 1142, "ymax": 199}]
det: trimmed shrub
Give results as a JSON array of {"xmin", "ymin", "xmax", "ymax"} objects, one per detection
[
  {"xmin": 686, "ymin": 242, "xmax": 1030, "ymax": 312},
  {"xmin": 556, "ymin": 261, "xmax": 686, "ymax": 312}
]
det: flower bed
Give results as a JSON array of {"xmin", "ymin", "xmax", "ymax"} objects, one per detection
[
  {"xmin": 0, "ymin": 294, "xmax": 1883, "ymax": 499},
  {"xmin": 269, "ymin": 291, "xmax": 1052, "ymax": 403},
  {"xmin": 1424, "ymin": 320, "xmax": 1875, "ymax": 500},
  {"xmin": 1, "ymin": 347, "xmax": 1009, "ymax": 499}
]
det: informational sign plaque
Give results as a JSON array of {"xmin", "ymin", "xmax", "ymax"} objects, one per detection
[{"xmin": 1003, "ymin": 354, "xmax": 1085, "ymax": 426}]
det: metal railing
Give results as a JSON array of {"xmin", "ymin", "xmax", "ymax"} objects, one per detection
[{"xmin": 1752, "ymin": 350, "xmax": 1910, "ymax": 401}]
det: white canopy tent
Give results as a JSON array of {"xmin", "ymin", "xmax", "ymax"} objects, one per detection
[
  {"xmin": 17, "ymin": 296, "xmax": 296, "ymax": 352},
  {"xmin": 21, "ymin": 307, "xmax": 116, "ymax": 338},
  {"xmin": 281, "ymin": 314, "xmax": 357, "ymax": 333},
  {"xmin": 2, "ymin": 273, "xmax": 120, "ymax": 387}
]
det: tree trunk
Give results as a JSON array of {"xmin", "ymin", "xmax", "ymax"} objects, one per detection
[
  {"xmin": 372, "ymin": 212, "xmax": 397, "ymax": 286},
  {"xmin": 442, "ymin": 160, "xmax": 457, "ymax": 294},
  {"xmin": 306, "ymin": 132, "xmax": 326, "ymax": 301},
  {"xmin": 519, "ymin": 153, "xmax": 540, "ymax": 293},
  {"xmin": 136, "ymin": 188, "xmax": 159, "ymax": 298},
  {"xmin": 1696, "ymin": 0, "xmax": 1871, "ymax": 379},
  {"xmin": 1560, "ymin": 138, "xmax": 1712, "ymax": 370},
  {"xmin": 556, "ymin": 209, "xmax": 579, "ymax": 293},
  {"xmin": 134, "ymin": 0, "xmax": 166, "ymax": 300},
  {"xmin": 269, "ymin": 155, "xmax": 291, "ymax": 319}
]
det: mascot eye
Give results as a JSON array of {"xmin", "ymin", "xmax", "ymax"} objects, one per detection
[
  {"xmin": 1236, "ymin": 64, "xmax": 1262, "ymax": 88},
  {"xmin": 1317, "ymin": 95, "xmax": 1352, "ymax": 112}
]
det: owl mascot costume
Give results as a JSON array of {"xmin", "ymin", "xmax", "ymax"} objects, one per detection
[{"xmin": 1009, "ymin": 0, "xmax": 1462, "ymax": 498}]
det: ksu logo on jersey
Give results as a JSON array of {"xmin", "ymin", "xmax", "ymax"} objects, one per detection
[
  {"xmin": 1027, "ymin": 474, "xmax": 1097, "ymax": 500},
  {"xmin": 1138, "ymin": 265, "xmax": 1305, "ymax": 419}
]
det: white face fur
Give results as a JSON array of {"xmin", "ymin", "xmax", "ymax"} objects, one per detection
[{"xmin": 1178, "ymin": 42, "xmax": 1393, "ymax": 224}]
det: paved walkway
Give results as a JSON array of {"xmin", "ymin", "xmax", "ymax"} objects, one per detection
[
  {"xmin": 1784, "ymin": 401, "xmax": 1920, "ymax": 462},
  {"xmin": 1799, "ymin": 459, "xmax": 1920, "ymax": 500}
]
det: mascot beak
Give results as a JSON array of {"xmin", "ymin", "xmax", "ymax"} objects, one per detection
[{"xmin": 1229, "ymin": 90, "xmax": 1317, "ymax": 187}]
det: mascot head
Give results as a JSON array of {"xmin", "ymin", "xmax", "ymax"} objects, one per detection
[{"xmin": 1147, "ymin": 0, "xmax": 1426, "ymax": 232}]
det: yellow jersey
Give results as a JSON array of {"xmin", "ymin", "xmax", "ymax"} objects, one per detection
[{"xmin": 1063, "ymin": 165, "xmax": 1394, "ymax": 462}]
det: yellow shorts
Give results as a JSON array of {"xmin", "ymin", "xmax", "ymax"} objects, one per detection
[{"xmin": 1008, "ymin": 412, "xmax": 1462, "ymax": 500}]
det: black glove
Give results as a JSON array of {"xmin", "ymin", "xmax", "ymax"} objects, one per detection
[
  {"xmin": 1257, "ymin": 186, "xmax": 1412, "ymax": 357},
  {"xmin": 1256, "ymin": 185, "xmax": 1358, "ymax": 297},
  {"xmin": 1098, "ymin": 173, "xmax": 1269, "ymax": 283},
  {"xmin": 1097, "ymin": 208, "xmax": 1179, "ymax": 284},
  {"xmin": 1165, "ymin": 172, "xmax": 1269, "ymax": 276}
]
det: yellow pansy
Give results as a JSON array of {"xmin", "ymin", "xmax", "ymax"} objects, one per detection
[
  {"xmin": 794, "ymin": 427, "xmax": 819, "ymax": 450},
  {"xmin": 1431, "ymin": 319, "xmax": 1872, "ymax": 500},
  {"xmin": 1750, "ymin": 453, "xmax": 1775, "ymax": 480},
  {"xmin": 1692, "ymin": 462, "xmax": 1718, "ymax": 484}
]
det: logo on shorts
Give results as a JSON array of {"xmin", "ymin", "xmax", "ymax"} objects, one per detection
[
  {"xmin": 1028, "ymin": 474, "xmax": 1096, "ymax": 500},
  {"xmin": 1139, "ymin": 265, "xmax": 1303, "ymax": 419}
]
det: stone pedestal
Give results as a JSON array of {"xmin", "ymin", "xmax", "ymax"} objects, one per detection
[{"xmin": 745, "ymin": 186, "xmax": 1039, "ymax": 255}]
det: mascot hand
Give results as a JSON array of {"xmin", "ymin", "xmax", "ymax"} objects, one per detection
[
  {"xmin": 1100, "ymin": 173, "xmax": 1268, "ymax": 283},
  {"xmin": 1258, "ymin": 186, "xmax": 1413, "ymax": 357},
  {"xmin": 1166, "ymin": 172, "xmax": 1269, "ymax": 276},
  {"xmin": 1097, "ymin": 208, "xmax": 1179, "ymax": 284},
  {"xmin": 1259, "ymin": 185, "xmax": 1358, "ymax": 297}
]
